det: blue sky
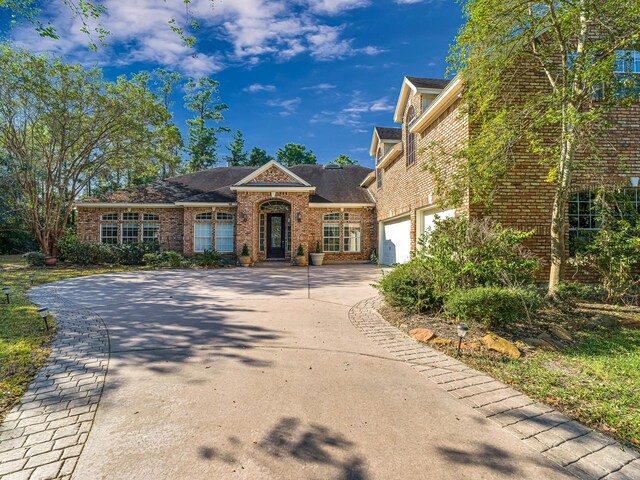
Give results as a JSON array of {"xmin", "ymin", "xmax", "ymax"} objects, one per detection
[{"xmin": 6, "ymin": 0, "xmax": 463, "ymax": 168}]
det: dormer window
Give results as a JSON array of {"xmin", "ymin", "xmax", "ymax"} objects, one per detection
[{"xmin": 406, "ymin": 106, "xmax": 416, "ymax": 167}]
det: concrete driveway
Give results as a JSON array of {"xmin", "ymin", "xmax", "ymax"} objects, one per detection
[{"xmin": 49, "ymin": 264, "xmax": 571, "ymax": 480}]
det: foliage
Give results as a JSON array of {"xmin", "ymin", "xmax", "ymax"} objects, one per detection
[
  {"xmin": 22, "ymin": 251, "xmax": 45, "ymax": 267},
  {"xmin": 573, "ymin": 191, "xmax": 640, "ymax": 303},
  {"xmin": 143, "ymin": 251, "xmax": 188, "ymax": 268},
  {"xmin": 444, "ymin": 286, "xmax": 542, "ymax": 329},
  {"xmin": 315, "ymin": 241, "xmax": 322, "ymax": 253},
  {"xmin": 332, "ymin": 154, "xmax": 357, "ymax": 166},
  {"xmin": 184, "ymin": 77, "xmax": 229, "ymax": 172},
  {"xmin": 552, "ymin": 281, "xmax": 603, "ymax": 311},
  {"xmin": 375, "ymin": 260, "xmax": 440, "ymax": 314},
  {"xmin": 225, "ymin": 130, "xmax": 249, "ymax": 166},
  {"xmin": 418, "ymin": 216, "xmax": 539, "ymax": 292},
  {"xmin": 447, "ymin": 0, "xmax": 640, "ymax": 293},
  {"xmin": 241, "ymin": 243, "xmax": 250, "ymax": 257},
  {"xmin": 0, "ymin": 46, "xmax": 169, "ymax": 256},
  {"xmin": 296, "ymin": 244, "xmax": 304, "ymax": 256},
  {"xmin": 276, "ymin": 143, "xmax": 317, "ymax": 167},
  {"xmin": 58, "ymin": 233, "xmax": 158, "ymax": 265},
  {"xmin": 248, "ymin": 147, "xmax": 274, "ymax": 167},
  {"xmin": 194, "ymin": 249, "xmax": 227, "ymax": 268}
]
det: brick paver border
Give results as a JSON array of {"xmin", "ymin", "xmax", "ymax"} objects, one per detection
[
  {"xmin": 349, "ymin": 296, "xmax": 640, "ymax": 480},
  {"xmin": 0, "ymin": 284, "xmax": 109, "ymax": 479}
]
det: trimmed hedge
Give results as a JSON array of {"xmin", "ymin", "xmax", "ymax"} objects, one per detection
[
  {"xmin": 23, "ymin": 251, "xmax": 45, "ymax": 267},
  {"xmin": 375, "ymin": 260, "xmax": 440, "ymax": 313},
  {"xmin": 58, "ymin": 233, "xmax": 159, "ymax": 265}
]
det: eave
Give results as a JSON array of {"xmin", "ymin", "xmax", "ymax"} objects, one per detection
[
  {"xmin": 229, "ymin": 186, "xmax": 316, "ymax": 193},
  {"xmin": 360, "ymin": 171, "xmax": 376, "ymax": 187},
  {"xmin": 376, "ymin": 142, "xmax": 403, "ymax": 170},
  {"xmin": 410, "ymin": 76, "xmax": 463, "ymax": 134}
]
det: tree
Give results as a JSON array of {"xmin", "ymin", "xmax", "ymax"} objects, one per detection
[
  {"xmin": 333, "ymin": 154, "xmax": 358, "ymax": 165},
  {"xmin": 153, "ymin": 69, "xmax": 184, "ymax": 178},
  {"xmin": 248, "ymin": 147, "xmax": 274, "ymax": 167},
  {"xmin": 225, "ymin": 130, "xmax": 249, "ymax": 166},
  {"xmin": 276, "ymin": 143, "xmax": 317, "ymax": 167},
  {"xmin": 184, "ymin": 77, "xmax": 229, "ymax": 172},
  {"xmin": 0, "ymin": 45, "xmax": 169, "ymax": 257},
  {"xmin": 448, "ymin": 0, "xmax": 640, "ymax": 294}
]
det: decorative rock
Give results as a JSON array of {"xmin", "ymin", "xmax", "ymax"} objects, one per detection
[
  {"xmin": 524, "ymin": 336, "xmax": 558, "ymax": 351},
  {"xmin": 549, "ymin": 325, "xmax": 573, "ymax": 342},
  {"xmin": 619, "ymin": 318, "xmax": 640, "ymax": 329},
  {"xmin": 459, "ymin": 341, "xmax": 481, "ymax": 351},
  {"xmin": 429, "ymin": 337, "xmax": 452, "ymax": 347},
  {"xmin": 409, "ymin": 328, "xmax": 435, "ymax": 342},
  {"xmin": 590, "ymin": 314, "xmax": 619, "ymax": 327},
  {"xmin": 481, "ymin": 333, "xmax": 521, "ymax": 359}
]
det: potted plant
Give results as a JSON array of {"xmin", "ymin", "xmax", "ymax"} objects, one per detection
[
  {"xmin": 295, "ymin": 244, "xmax": 307, "ymax": 267},
  {"xmin": 310, "ymin": 241, "xmax": 325, "ymax": 266},
  {"xmin": 238, "ymin": 243, "xmax": 251, "ymax": 267}
]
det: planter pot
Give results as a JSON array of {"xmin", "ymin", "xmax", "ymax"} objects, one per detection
[
  {"xmin": 295, "ymin": 255, "xmax": 308, "ymax": 267},
  {"xmin": 44, "ymin": 256, "xmax": 57, "ymax": 266},
  {"xmin": 310, "ymin": 253, "xmax": 325, "ymax": 266},
  {"xmin": 238, "ymin": 255, "xmax": 251, "ymax": 267}
]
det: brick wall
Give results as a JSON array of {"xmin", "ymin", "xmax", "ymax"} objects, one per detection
[
  {"xmin": 248, "ymin": 165, "xmax": 297, "ymax": 184},
  {"xmin": 182, "ymin": 206, "xmax": 237, "ymax": 256}
]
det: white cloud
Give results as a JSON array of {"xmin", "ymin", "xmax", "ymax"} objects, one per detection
[
  {"xmin": 302, "ymin": 83, "xmax": 337, "ymax": 90},
  {"xmin": 266, "ymin": 97, "xmax": 302, "ymax": 116},
  {"xmin": 311, "ymin": 92, "xmax": 395, "ymax": 127},
  {"xmin": 11, "ymin": 0, "xmax": 383, "ymax": 74},
  {"xmin": 244, "ymin": 83, "xmax": 277, "ymax": 93}
]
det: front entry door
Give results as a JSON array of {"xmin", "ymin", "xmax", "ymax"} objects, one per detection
[{"xmin": 267, "ymin": 213, "xmax": 286, "ymax": 259}]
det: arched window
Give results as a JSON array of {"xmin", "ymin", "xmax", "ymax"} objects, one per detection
[{"xmin": 406, "ymin": 106, "xmax": 416, "ymax": 167}]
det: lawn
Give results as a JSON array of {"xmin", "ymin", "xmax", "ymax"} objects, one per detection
[
  {"xmin": 380, "ymin": 302, "xmax": 640, "ymax": 448},
  {"xmin": 0, "ymin": 255, "xmax": 145, "ymax": 421}
]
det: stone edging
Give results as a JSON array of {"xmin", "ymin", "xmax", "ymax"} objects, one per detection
[
  {"xmin": 0, "ymin": 284, "xmax": 109, "ymax": 480},
  {"xmin": 349, "ymin": 296, "xmax": 640, "ymax": 480}
]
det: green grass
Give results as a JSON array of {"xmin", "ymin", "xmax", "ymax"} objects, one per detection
[
  {"xmin": 0, "ymin": 255, "xmax": 144, "ymax": 420},
  {"xmin": 457, "ymin": 326, "xmax": 640, "ymax": 447}
]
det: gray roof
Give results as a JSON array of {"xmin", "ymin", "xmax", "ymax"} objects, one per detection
[
  {"xmin": 374, "ymin": 127, "xmax": 402, "ymax": 141},
  {"xmin": 406, "ymin": 76, "xmax": 450, "ymax": 90},
  {"xmin": 79, "ymin": 164, "xmax": 374, "ymax": 205}
]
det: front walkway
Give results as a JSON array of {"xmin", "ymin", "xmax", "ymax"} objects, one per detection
[{"xmin": 0, "ymin": 265, "xmax": 629, "ymax": 479}]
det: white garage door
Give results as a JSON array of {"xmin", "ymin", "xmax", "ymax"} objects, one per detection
[
  {"xmin": 381, "ymin": 216, "xmax": 411, "ymax": 265},
  {"xmin": 418, "ymin": 208, "xmax": 455, "ymax": 242}
]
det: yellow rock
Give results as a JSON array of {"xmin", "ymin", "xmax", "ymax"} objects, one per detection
[
  {"xmin": 409, "ymin": 328, "xmax": 435, "ymax": 342},
  {"xmin": 429, "ymin": 337, "xmax": 452, "ymax": 347},
  {"xmin": 481, "ymin": 333, "xmax": 521, "ymax": 359}
]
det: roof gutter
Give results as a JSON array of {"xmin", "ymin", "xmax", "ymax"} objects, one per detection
[
  {"xmin": 75, "ymin": 203, "xmax": 178, "ymax": 208},
  {"xmin": 376, "ymin": 143, "xmax": 403, "ymax": 170}
]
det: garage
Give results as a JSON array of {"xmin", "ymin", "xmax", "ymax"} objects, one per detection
[
  {"xmin": 380, "ymin": 216, "xmax": 411, "ymax": 265},
  {"xmin": 417, "ymin": 207, "xmax": 455, "ymax": 243}
]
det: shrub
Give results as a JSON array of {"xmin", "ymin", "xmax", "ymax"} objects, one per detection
[
  {"xmin": 143, "ymin": 251, "xmax": 188, "ymax": 268},
  {"xmin": 58, "ymin": 231, "xmax": 158, "ymax": 265},
  {"xmin": 241, "ymin": 243, "xmax": 249, "ymax": 256},
  {"xmin": 552, "ymin": 281, "xmax": 603, "ymax": 311},
  {"xmin": 23, "ymin": 251, "xmax": 45, "ymax": 267},
  {"xmin": 296, "ymin": 244, "xmax": 304, "ymax": 256},
  {"xmin": 420, "ymin": 217, "xmax": 539, "ymax": 292},
  {"xmin": 444, "ymin": 286, "xmax": 543, "ymax": 329},
  {"xmin": 375, "ymin": 259, "xmax": 440, "ymax": 313},
  {"xmin": 194, "ymin": 249, "xmax": 224, "ymax": 268}
]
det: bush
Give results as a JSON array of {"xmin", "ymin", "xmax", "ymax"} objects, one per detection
[
  {"xmin": 143, "ymin": 251, "xmax": 188, "ymax": 268},
  {"xmin": 58, "ymin": 231, "xmax": 158, "ymax": 265},
  {"xmin": 23, "ymin": 251, "xmax": 45, "ymax": 267},
  {"xmin": 194, "ymin": 249, "xmax": 225, "ymax": 268},
  {"xmin": 552, "ymin": 281, "xmax": 603, "ymax": 311},
  {"xmin": 375, "ymin": 259, "xmax": 440, "ymax": 313},
  {"xmin": 444, "ymin": 286, "xmax": 543, "ymax": 329}
]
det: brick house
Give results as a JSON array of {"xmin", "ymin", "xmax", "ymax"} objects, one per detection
[
  {"xmin": 76, "ymin": 161, "xmax": 377, "ymax": 264},
  {"xmin": 362, "ymin": 73, "xmax": 640, "ymax": 278}
]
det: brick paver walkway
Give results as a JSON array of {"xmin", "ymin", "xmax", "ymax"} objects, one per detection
[
  {"xmin": 349, "ymin": 296, "xmax": 640, "ymax": 480},
  {"xmin": 0, "ymin": 285, "xmax": 108, "ymax": 479}
]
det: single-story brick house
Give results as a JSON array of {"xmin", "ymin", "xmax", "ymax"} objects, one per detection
[{"xmin": 76, "ymin": 161, "xmax": 377, "ymax": 263}]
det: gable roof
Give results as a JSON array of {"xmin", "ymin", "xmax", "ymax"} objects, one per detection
[
  {"xmin": 77, "ymin": 163, "xmax": 374, "ymax": 206},
  {"xmin": 233, "ymin": 159, "xmax": 311, "ymax": 187},
  {"xmin": 370, "ymin": 126, "xmax": 402, "ymax": 157},
  {"xmin": 394, "ymin": 76, "xmax": 451, "ymax": 123}
]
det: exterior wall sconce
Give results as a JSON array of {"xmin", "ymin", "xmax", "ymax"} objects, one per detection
[
  {"xmin": 296, "ymin": 211, "xmax": 302, "ymax": 222},
  {"xmin": 630, "ymin": 176, "xmax": 639, "ymax": 188},
  {"xmin": 242, "ymin": 211, "xmax": 248, "ymax": 221},
  {"xmin": 37, "ymin": 307, "xmax": 50, "ymax": 331}
]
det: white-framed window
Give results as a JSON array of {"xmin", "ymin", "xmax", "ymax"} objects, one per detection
[
  {"xmin": 142, "ymin": 224, "xmax": 159, "ymax": 243},
  {"xmin": 123, "ymin": 212, "xmax": 139, "ymax": 221},
  {"xmin": 101, "ymin": 213, "xmax": 118, "ymax": 221},
  {"xmin": 143, "ymin": 213, "xmax": 160, "ymax": 221},
  {"xmin": 344, "ymin": 223, "xmax": 362, "ymax": 253},
  {"xmin": 121, "ymin": 223, "xmax": 139, "ymax": 244},
  {"xmin": 195, "ymin": 212, "xmax": 213, "ymax": 220},
  {"xmin": 100, "ymin": 224, "xmax": 118, "ymax": 245},
  {"xmin": 215, "ymin": 212, "xmax": 234, "ymax": 252},
  {"xmin": 377, "ymin": 169, "xmax": 383, "ymax": 189},
  {"xmin": 615, "ymin": 50, "xmax": 640, "ymax": 74},
  {"xmin": 406, "ymin": 106, "xmax": 416, "ymax": 167},
  {"xmin": 194, "ymin": 222, "xmax": 213, "ymax": 252},
  {"xmin": 323, "ymin": 212, "xmax": 340, "ymax": 252},
  {"xmin": 259, "ymin": 213, "xmax": 266, "ymax": 252}
]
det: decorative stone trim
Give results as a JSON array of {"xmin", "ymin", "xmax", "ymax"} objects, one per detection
[
  {"xmin": 349, "ymin": 297, "xmax": 640, "ymax": 480},
  {"xmin": 0, "ymin": 285, "xmax": 109, "ymax": 480}
]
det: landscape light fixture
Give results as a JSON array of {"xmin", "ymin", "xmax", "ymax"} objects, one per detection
[
  {"xmin": 29, "ymin": 274, "xmax": 36, "ymax": 285},
  {"xmin": 2, "ymin": 286, "xmax": 9, "ymax": 304},
  {"xmin": 37, "ymin": 307, "xmax": 50, "ymax": 331},
  {"xmin": 630, "ymin": 176, "xmax": 639, "ymax": 188},
  {"xmin": 457, "ymin": 324, "xmax": 469, "ymax": 355}
]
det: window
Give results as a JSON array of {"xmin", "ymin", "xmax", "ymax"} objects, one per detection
[
  {"xmin": 101, "ymin": 224, "xmax": 118, "ymax": 244},
  {"xmin": 143, "ymin": 213, "xmax": 160, "ymax": 221},
  {"xmin": 259, "ymin": 213, "xmax": 266, "ymax": 252},
  {"xmin": 195, "ymin": 212, "xmax": 213, "ymax": 220},
  {"xmin": 122, "ymin": 223, "xmax": 139, "ymax": 244},
  {"xmin": 194, "ymin": 222, "xmax": 212, "ymax": 252},
  {"xmin": 142, "ymin": 224, "xmax": 159, "ymax": 243},
  {"xmin": 215, "ymin": 212, "xmax": 234, "ymax": 252},
  {"xmin": 377, "ymin": 169, "xmax": 383, "ymax": 189},
  {"xmin": 344, "ymin": 223, "xmax": 361, "ymax": 253},
  {"xmin": 406, "ymin": 106, "xmax": 416, "ymax": 166},
  {"xmin": 323, "ymin": 213, "xmax": 340, "ymax": 252},
  {"xmin": 615, "ymin": 50, "xmax": 640, "ymax": 74},
  {"xmin": 376, "ymin": 146, "xmax": 384, "ymax": 166},
  {"xmin": 101, "ymin": 213, "xmax": 118, "ymax": 221},
  {"xmin": 343, "ymin": 213, "xmax": 360, "ymax": 222},
  {"xmin": 122, "ymin": 212, "xmax": 139, "ymax": 221}
]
